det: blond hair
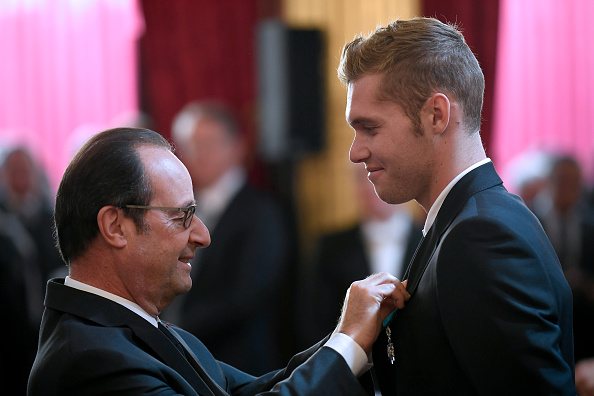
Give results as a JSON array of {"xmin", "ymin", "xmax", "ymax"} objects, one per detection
[{"xmin": 338, "ymin": 17, "xmax": 484, "ymax": 135}]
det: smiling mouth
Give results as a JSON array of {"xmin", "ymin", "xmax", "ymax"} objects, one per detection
[
  {"xmin": 366, "ymin": 166, "xmax": 383, "ymax": 176},
  {"xmin": 365, "ymin": 164, "xmax": 382, "ymax": 172},
  {"xmin": 178, "ymin": 258, "xmax": 193, "ymax": 266}
]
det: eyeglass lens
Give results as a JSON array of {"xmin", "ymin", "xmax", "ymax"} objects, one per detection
[{"xmin": 183, "ymin": 205, "xmax": 196, "ymax": 228}]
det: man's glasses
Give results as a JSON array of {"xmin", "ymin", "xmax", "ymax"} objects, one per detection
[{"xmin": 124, "ymin": 204, "xmax": 197, "ymax": 229}]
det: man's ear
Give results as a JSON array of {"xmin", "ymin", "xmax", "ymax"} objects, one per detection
[
  {"xmin": 427, "ymin": 93, "xmax": 451, "ymax": 135},
  {"xmin": 97, "ymin": 206, "xmax": 128, "ymax": 248}
]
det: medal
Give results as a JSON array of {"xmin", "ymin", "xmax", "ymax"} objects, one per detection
[{"xmin": 386, "ymin": 325, "xmax": 396, "ymax": 364}]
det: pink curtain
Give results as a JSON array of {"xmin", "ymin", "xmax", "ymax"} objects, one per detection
[
  {"xmin": 493, "ymin": 0, "xmax": 594, "ymax": 189},
  {"xmin": 0, "ymin": 0, "xmax": 144, "ymax": 193}
]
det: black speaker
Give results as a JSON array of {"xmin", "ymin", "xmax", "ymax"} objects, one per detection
[{"xmin": 257, "ymin": 20, "xmax": 325, "ymax": 162}]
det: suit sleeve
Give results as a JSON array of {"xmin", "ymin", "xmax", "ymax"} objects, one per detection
[
  {"xmin": 224, "ymin": 337, "xmax": 373, "ymax": 396},
  {"xmin": 436, "ymin": 216, "xmax": 575, "ymax": 395}
]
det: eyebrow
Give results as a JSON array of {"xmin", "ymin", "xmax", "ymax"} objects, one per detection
[
  {"xmin": 348, "ymin": 116, "xmax": 379, "ymax": 128},
  {"xmin": 165, "ymin": 201, "xmax": 196, "ymax": 212}
]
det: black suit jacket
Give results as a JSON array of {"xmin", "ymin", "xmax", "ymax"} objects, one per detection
[
  {"xmin": 28, "ymin": 278, "xmax": 370, "ymax": 396},
  {"xmin": 172, "ymin": 184, "xmax": 291, "ymax": 374},
  {"xmin": 369, "ymin": 162, "xmax": 576, "ymax": 395},
  {"xmin": 305, "ymin": 220, "xmax": 422, "ymax": 345}
]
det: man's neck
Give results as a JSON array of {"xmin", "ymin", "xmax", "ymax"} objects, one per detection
[
  {"xmin": 422, "ymin": 158, "xmax": 491, "ymax": 236},
  {"xmin": 64, "ymin": 276, "xmax": 159, "ymax": 326},
  {"xmin": 421, "ymin": 132, "xmax": 486, "ymax": 211}
]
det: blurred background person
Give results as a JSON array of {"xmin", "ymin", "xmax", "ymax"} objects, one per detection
[
  {"xmin": 0, "ymin": 147, "xmax": 64, "ymax": 282},
  {"xmin": 0, "ymin": 209, "xmax": 41, "ymax": 393},
  {"xmin": 301, "ymin": 163, "xmax": 423, "ymax": 347},
  {"xmin": 532, "ymin": 155, "xmax": 594, "ymax": 362},
  {"xmin": 0, "ymin": 146, "xmax": 62, "ymax": 392},
  {"xmin": 502, "ymin": 149, "xmax": 554, "ymax": 212},
  {"xmin": 163, "ymin": 101, "xmax": 292, "ymax": 375}
]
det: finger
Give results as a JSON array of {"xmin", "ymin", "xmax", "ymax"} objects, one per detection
[
  {"xmin": 384, "ymin": 294, "xmax": 406, "ymax": 309},
  {"xmin": 384, "ymin": 284, "xmax": 411, "ymax": 308},
  {"xmin": 393, "ymin": 280, "xmax": 410, "ymax": 299},
  {"xmin": 366, "ymin": 272, "xmax": 398, "ymax": 285}
]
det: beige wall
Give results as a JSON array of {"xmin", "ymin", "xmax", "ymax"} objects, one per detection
[{"xmin": 282, "ymin": 0, "xmax": 420, "ymax": 250}]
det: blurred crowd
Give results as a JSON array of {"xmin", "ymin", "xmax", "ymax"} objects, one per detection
[
  {"xmin": 508, "ymin": 151, "xmax": 594, "ymax": 394},
  {"xmin": 2, "ymin": 106, "xmax": 594, "ymax": 391},
  {"xmin": 0, "ymin": 147, "xmax": 65, "ymax": 390}
]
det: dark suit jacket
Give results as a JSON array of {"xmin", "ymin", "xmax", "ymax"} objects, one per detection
[
  {"xmin": 305, "ymin": 221, "xmax": 422, "ymax": 345},
  {"xmin": 28, "ymin": 278, "xmax": 370, "ymax": 396},
  {"xmin": 369, "ymin": 162, "xmax": 576, "ymax": 395},
  {"xmin": 172, "ymin": 184, "xmax": 291, "ymax": 375}
]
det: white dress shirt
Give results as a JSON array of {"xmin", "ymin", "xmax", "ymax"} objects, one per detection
[
  {"xmin": 362, "ymin": 208, "xmax": 413, "ymax": 278},
  {"xmin": 423, "ymin": 158, "xmax": 492, "ymax": 236}
]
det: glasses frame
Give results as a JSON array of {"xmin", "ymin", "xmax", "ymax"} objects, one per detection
[{"xmin": 124, "ymin": 204, "xmax": 197, "ymax": 229}]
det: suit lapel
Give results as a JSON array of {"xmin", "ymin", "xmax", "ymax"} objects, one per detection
[
  {"xmin": 45, "ymin": 279, "xmax": 222, "ymax": 396},
  {"xmin": 131, "ymin": 321, "xmax": 221, "ymax": 396},
  {"xmin": 165, "ymin": 325, "xmax": 230, "ymax": 396},
  {"xmin": 403, "ymin": 162, "xmax": 504, "ymax": 297},
  {"xmin": 375, "ymin": 163, "xmax": 504, "ymax": 395},
  {"xmin": 403, "ymin": 225, "xmax": 439, "ymax": 295}
]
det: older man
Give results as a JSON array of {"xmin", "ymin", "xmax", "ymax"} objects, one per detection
[{"xmin": 28, "ymin": 127, "xmax": 409, "ymax": 395}]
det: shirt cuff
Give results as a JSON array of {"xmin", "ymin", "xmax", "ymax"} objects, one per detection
[{"xmin": 324, "ymin": 332, "xmax": 373, "ymax": 377}]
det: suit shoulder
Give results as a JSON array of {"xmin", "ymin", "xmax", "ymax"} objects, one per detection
[{"xmin": 457, "ymin": 186, "xmax": 542, "ymax": 233}]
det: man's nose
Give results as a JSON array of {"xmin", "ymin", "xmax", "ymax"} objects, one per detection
[
  {"xmin": 189, "ymin": 215, "xmax": 211, "ymax": 248},
  {"xmin": 349, "ymin": 135, "xmax": 368, "ymax": 164}
]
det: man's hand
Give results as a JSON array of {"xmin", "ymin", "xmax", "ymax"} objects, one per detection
[
  {"xmin": 335, "ymin": 272, "xmax": 410, "ymax": 354},
  {"xmin": 576, "ymin": 358, "xmax": 594, "ymax": 396}
]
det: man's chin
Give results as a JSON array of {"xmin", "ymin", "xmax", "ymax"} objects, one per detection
[
  {"xmin": 374, "ymin": 189, "xmax": 396, "ymax": 204},
  {"xmin": 376, "ymin": 190, "xmax": 412, "ymax": 206},
  {"xmin": 176, "ymin": 278, "xmax": 192, "ymax": 295}
]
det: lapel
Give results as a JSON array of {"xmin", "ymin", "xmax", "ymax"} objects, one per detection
[
  {"xmin": 131, "ymin": 320, "xmax": 223, "ymax": 396},
  {"xmin": 45, "ymin": 279, "xmax": 224, "ymax": 396},
  {"xmin": 404, "ymin": 162, "xmax": 504, "ymax": 298},
  {"xmin": 162, "ymin": 323, "xmax": 230, "ymax": 396},
  {"xmin": 375, "ymin": 163, "xmax": 504, "ymax": 394}
]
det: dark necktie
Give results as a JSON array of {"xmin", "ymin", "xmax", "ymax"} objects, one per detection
[
  {"xmin": 158, "ymin": 322, "xmax": 185, "ymax": 355},
  {"xmin": 158, "ymin": 321, "xmax": 229, "ymax": 395}
]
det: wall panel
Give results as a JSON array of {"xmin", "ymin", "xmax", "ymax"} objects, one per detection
[{"xmin": 283, "ymin": 0, "xmax": 420, "ymax": 249}]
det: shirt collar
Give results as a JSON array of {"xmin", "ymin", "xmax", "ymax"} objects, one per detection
[
  {"xmin": 64, "ymin": 276, "xmax": 159, "ymax": 328},
  {"xmin": 422, "ymin": 158, "xmax": 492, "ymax": 236}
]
